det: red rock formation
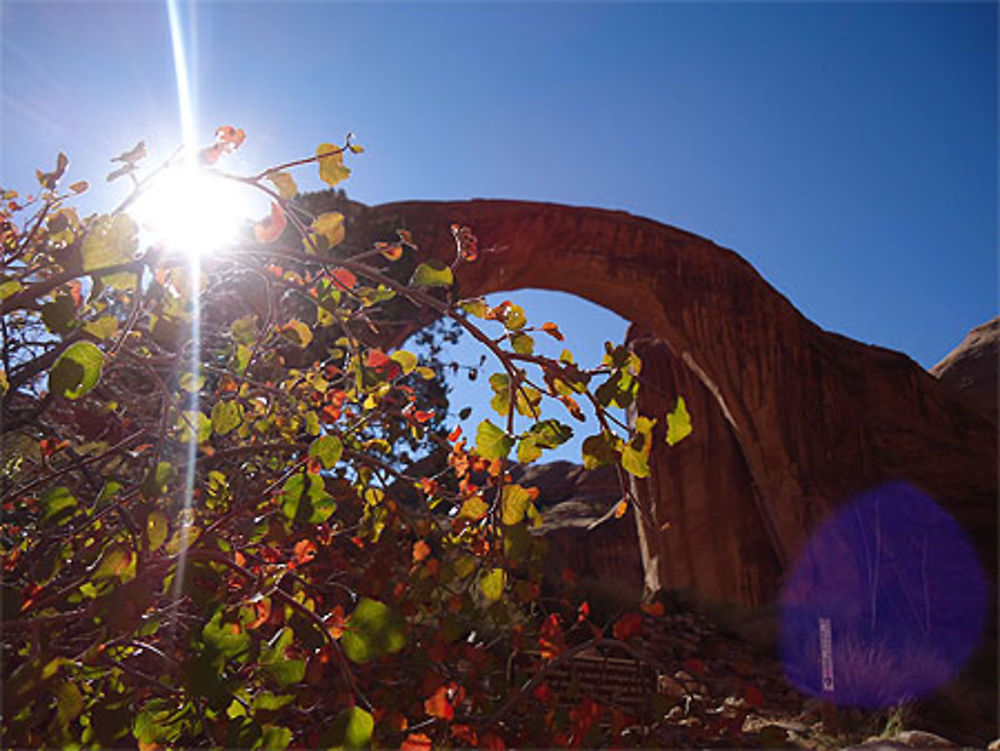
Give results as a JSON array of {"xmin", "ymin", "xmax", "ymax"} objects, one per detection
[{"xmin": 361, "ymin": 199, "xmax": 997, "ymax": 606}]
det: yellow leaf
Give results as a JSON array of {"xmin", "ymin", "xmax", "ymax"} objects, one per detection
[
  {"xmin": 266, "ymin": 170, "xmax": 298, "ymax": 199},
  {"xmin": 316, "ymin": 143, "xmax": 351, "ymax": 187},
  {"xmin": 306, "ymin": 212, "xmax": 345, "ymax": 253}
]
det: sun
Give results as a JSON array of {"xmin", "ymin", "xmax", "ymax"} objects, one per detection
[{"xmin": 129, "ymin": 162, "xmax": 253, "ymax": 259}]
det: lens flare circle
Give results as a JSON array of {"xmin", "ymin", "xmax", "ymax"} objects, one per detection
[
  {"xmin": 779, "ymin": 482, "xmax": 988, "ymax": 708},
  {"xmin": 130, "ymin": 164, "xmax": 249, "ymax": 258}
]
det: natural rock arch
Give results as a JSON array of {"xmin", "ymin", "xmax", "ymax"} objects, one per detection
[{"xmin": 355, "ymin": 199, "xmax": 996, "ymax": 609}]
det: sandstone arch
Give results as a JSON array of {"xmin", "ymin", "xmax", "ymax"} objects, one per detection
[{"xmin": 358, "ymin": 199, "xmax": 996, "ymax": 609}]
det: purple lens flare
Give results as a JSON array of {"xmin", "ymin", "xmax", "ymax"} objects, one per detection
[{"xmin": 779, "ymin": 483, "xmax": 988, "ymax": 707}]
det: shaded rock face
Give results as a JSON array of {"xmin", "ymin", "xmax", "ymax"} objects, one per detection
[
  {"xmin": 930, "ymin": 316, "xmax": 998, "ymax": 418},
  {"xmin": 626, "ymin": 328, "xmax": 782, "ymax": 608},
  {"xmin": 358, "ymin": 199, "xmax": 996, "ymax": 605},
  {"xmin": 510, "ymin": 462, "xmax": 644, "ymax": 609}
]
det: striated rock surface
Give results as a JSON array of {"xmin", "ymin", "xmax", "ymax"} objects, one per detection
[{"xmin": 930, "ymin": 316, "xmax": 998, "ymax": 418}]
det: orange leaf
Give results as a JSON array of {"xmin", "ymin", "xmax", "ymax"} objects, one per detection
[
  {"xmin": 614, "ymin": 500, "xmax": 628, "ymax": 518},
  {"xmin": 215, "ymin": 125, "xmax": 246, "ymax": 150},
  {"xmin": 378, "ymin": 241, "xmax": 404, "ymax": 261},
  {"xmin": 254, "ymin": 202, "xmax": 286, "ymax": 244},
  {"xmin": 246, "ymin": 598, "xmax": 271, "ymax": 629},
  {"xmin": 331, "ymin": 267, "xmax": 357, "ymax": 290},
  {"xmin": 640, "ymin": 601, "xmax": 665, "ymax": 617},
  {"xmin": 401, "ymin": 732, "xmax": 433, "ymax": 751},
  {"xmin": 325, "ymin": 605, "xmax": 346, "ymax": 639},
  {"xmin": 412, "ymin": 540, "xmax": 431, "ymax": 563},
  {"xmin": 293, "ymin": 539, "xmax": 317, "ymax": 566},
  {"xmin": 540, "ymin": 322, "xmax": 564, "ymax": 341},
  {"xmin": 424, "ymin": 685, "xmax": 454, "ymax": 720},
  {"xmin": 448, "ymin": 425, "xmax": 462, "ymax": 443}
]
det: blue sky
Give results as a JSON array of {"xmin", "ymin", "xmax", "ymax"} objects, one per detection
[{"xmin": 3, "ymin": 2, "xmax": 996, "ymax": 458}]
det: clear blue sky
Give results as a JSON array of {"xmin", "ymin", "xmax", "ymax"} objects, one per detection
[{"xmin": 3, "ymin": 2, "xmax": 997, "ymax": 458}]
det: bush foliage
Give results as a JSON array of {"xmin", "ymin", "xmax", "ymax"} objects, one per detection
[{"xmin": 1, "ymin": 128, "xmax": 684, "ymax": 748}]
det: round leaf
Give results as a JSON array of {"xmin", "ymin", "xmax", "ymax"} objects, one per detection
[{"xmin": 49, "ymin": 341, "xmax": 103, "ymax": 399}]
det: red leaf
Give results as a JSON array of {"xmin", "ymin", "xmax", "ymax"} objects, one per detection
[
  {"xmin": 401, "ymin": 732, "xmax": 433, "ymax": 751},
  {"xmin": 331, "ymin": 267, "xmax": 357, "ymax": 290},
  {"xmin": 744, "ymin": 683, "xmax": 764, "ymax": 708},
  {"xmin": 448, "ymin": 425, "xmax": 462, "ymax": 443},
  {"xmin": 254, "ymin": 202, "xmax": 286, "ymax": 244},
  {"xmin": 681, "ymin": 657, "xmax": 705, "ymax": 676},
  {"xmin": 424, "ymin": 685, "xmax": 454, "ymax": 720},
  {"xmin": 366, "ymin": 349, "xmax": 391, "ymax": 369},
  {"xmin": 612, "ymin": 612, "xmax": 643, "ymax": 640}
]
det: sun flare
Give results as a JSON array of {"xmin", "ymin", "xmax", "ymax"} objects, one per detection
[{"xmin": 129, "ymin": 163, "xmax": 252, "ymax": 259}]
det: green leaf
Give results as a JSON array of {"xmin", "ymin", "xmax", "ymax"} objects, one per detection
[
  {"xmin": 142, "ymin": 461, "xmax": 174, "ymax": 499},
  {"xmin": 84, "ymin": 315, "xmax": 118, "ymax": 340},
  {"xmin": 488, "ymin": 372, "xmax": 511, "ymax": 416},
  {"xmin": 261, "ymin": 627, "xmax": 306, "ymax": 685},
  {"xmin": 52, "ymin": 680, "xmax": 84, "ymax": 726},
  {"xmin": 146, "ymin": 511, "xmax": 168, "ymax": 551},
  {"xmin": 459, "ymin": 298, "xmax": 489, "ymax": 318},
  {"xmin": 252, "ymin": 693, "xmax": 294, "ymax": 711},
  {"xmin": 203, "ymin": 609, "xmax": 251, "ymax": 659},
  {"xmin": 510, "ymin": 332, "xmax": 534, "ymax": 355},
  {"xmin": 176, "ymin": 410, "xmax": 211, "ymax": 444},
  {"xmin": 178, "ymin": 372, "xmax": 205, "ymax": 393},
  {"xmin": 280, "ymin": 474, "xmax": 336, "ymax": 524},
  {"xmin": 666, "ymin": 396, "xmax": 693, "ymax": 446},
  {"xmin": 475, "ymin": 419, "xmax": 512, "ymax": 461},
  {"xmin": 582, "ymin": 433, "xmax": 617, "ymax": 470},
  {"xmin": 517, "ymin": 436, "xmax": 542, "ymax": 464},
  {"xmin": 504, "ymin": 304, "xmax": 527, "ymax": 331},
  {"xmin": 0, "ymin": 279, "xmax": 21, "ymax": 301},
  {"xmin": 49, "ymin": 340, "xmax": 103, "ymax": 399},
  {"xmin": 341, "ymin": 598, "xmax": 406, "ymax": 664},
  {"xmin": 41, "ymin": 486, "xmax": 77, "ymax": 527},
  {"xmin": 528, "ymin": 419, "xmax": 572, "ymax": 449},
  {"xmin": 327, "ymin": 706, "xmax": 374, "ymax": 750},
  {"xmin": 317, "ymin": 143, "xmax": 351, "ymax": 186},
  {"xmin": 94, "ymin": 543, "xmax": 132, "ymax": 582},
  {"xmin": 258, "ymin": 726, "xmax": 292, "ymax": 750},
  {"xmin": 390, "ymin": 349, "xmax": 418, "ymax": 374},
  {"xmin": 621, "ymin": 444, "xmax": 650, "ymax": 478},
  {"xmin": 479, "ymin": 568, "xmax": 505, "ymax": 602},
  {"xmin": 411, "ymin": 260, "xmax": 454, "ymax": 288},
  {"xmin": 211, "ymin": 401, "xmax": 243, "ymax": 436},
  {"xmin": 501, "ymin": 484, "xmax": 534, "ymax": 526},
  {"xmin": 40, "ymin": 294, "xmax": 76, "ymax": 334},
  {"xmin": 514, "ymin": 385, "xmax": 542, "ymax": 418},
  {"xmin": 458, "ymin": 496, "xmax": 489, "ymax": 521},
  {"xmin": 82, "ymin": 214, "xmax": 137, "ymax": 272},
  {"xmin": 309, "ymin": 435, "xmax": 343, "ymax": 469},
  {"xmin": 280, "ymin": 319, "xmax": 313, "ymax": 348}
]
